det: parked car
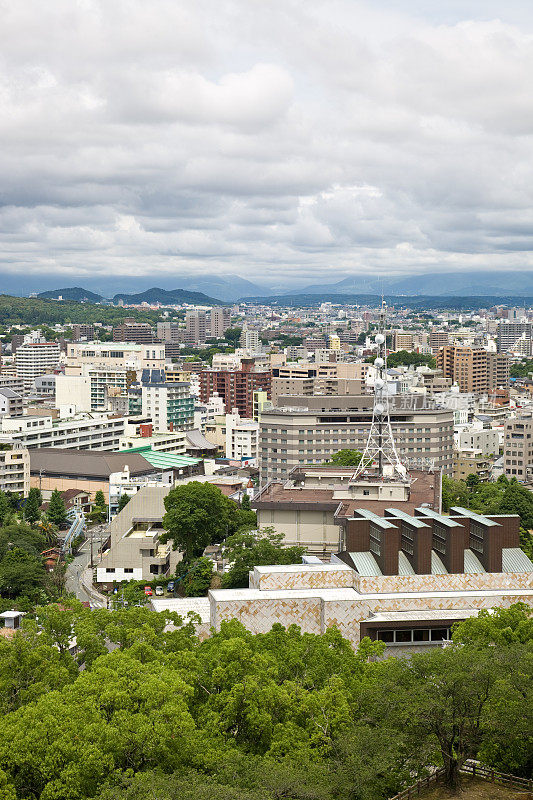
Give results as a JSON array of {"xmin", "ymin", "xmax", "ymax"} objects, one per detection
[
  {"xmin": 167, "ymin": 581, "xmax": 175, "ymax": 592},
  {"xmin": 144, "ymin": 585, "xmax": 153, "ymax": 596},
  {"xmin": 155, "ymin": 585, "xmax": 164, "ymax": 596}
]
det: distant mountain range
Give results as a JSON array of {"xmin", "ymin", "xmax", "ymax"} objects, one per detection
[
  {"xmin": 34, "ymin": 269, "xmax": 533, "ymax": 305},
  {"xmin": 111, "ymin": 287, "xmax": 226, "ymax": 306},
  {"xmin": 293, "ymin": 270, "xmax": 533, "ymax": 297},
  {"xmin": 37, "ymin": 286, "xmax": 105, "ymax": 302},
  {"xmin": 39, "ymin": 286, "xmax": 227, "ymax": 306},
  {"xmin": 34, "ymin": 273, "xmax": 271, "ymax": 302}
]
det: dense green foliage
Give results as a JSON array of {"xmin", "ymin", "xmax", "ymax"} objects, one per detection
[
  {"xmin": 222, "ymin": 528, "xmax": 306, "ymax": 588},
  {"xmin": 324, "ymin": 449, "xmax": 364, "ymax": 466},
  {"xmin": 117, "ymin": 494, "xmax": 131, "ymax": 513},
  {"xmin": 0, "ymin": 294, "xmax": 162, "ymax": 327},
  {"xmin": 47, "ymin": 490, "xmax": 67, "ymax": 528},
  {"xmin": 0, "ymin": 602, "xmax": 527, "ymax": 799},
  {"xmin": 224, "ymin": 326, "xmax": 242, "ymax": 346},
  {"xmin": 367, "ymin": 350, "xmax": 436, "ymax": 368},
  {"xmin": 510, "ymin": 358, "xmax": 533, "ymax": 378},
  {"xmin": 88, "ymin": 490, "xmax": 108, "ymax": 524},
  {"xmin": 162, "ymin": 482, "xmax": 256, "ymax": 562},
  {"xmin": 176, "ymin": 556, "xmax": 215, "ymax": 596},
  {"xmin": 442, "ymin": 474, "xmax": 533, "ymax": 557},
  {"xmin": 22, "ymin": 489, "xmax": 41, "ymax": 526}
]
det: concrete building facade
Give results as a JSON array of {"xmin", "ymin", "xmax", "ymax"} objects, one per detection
[{"xmin": 259, "ymin": 396, "xmax": 454, "ymax": 482}]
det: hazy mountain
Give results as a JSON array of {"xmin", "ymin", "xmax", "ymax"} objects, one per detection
[
  {"xmin": 37, "ymin": 287, "xmax": 104, "ymax": 302},
  {"xmin": 112, "ymin": 287, "xmax": 226, "ymax": 305},
  {"xmin": 292, "ymin": 275, "xmax": 381, "ymax": 295},
  {"xmin": 172, "ymin": 274, "xmax": 271, "ymax": 300},
  {"xmin": 291, "ymin": 270, "xmax": 533, "ymax": 297},
  {"xmin": 388, "ymin": 270, "xmax": 533, "ymax": 296}
]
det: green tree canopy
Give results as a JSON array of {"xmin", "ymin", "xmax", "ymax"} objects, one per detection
[
  {"xmin": 162, "ymin": 482, "xmax": 241, "ymax": 562},
  {"xmin": 47, "ymin": 489, "xmax": 67, "ymax": 527},
  {"xmin": 325, "ymin": 449, "xmax": 364, "ymax": 467},
  {"xmin": 117, "ymin": 493, "xmax": 131, "ymax": 513},
  {"xmin": 222, "ymin": 527, "xmax": 306, "ymax": 589},
  {"xmin": 224, "ymin": 327, "xmax": 242, "ymax": 347}
]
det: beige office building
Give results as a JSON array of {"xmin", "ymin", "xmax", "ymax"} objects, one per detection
[
  {"xmin": 259, "ymin": 395, "xmax": 454, "ymax": 482},
  {"xmin": 65, "ymin": 342, "xmax": 165, "ymax": 371},
  {"xmin": 271, "ymin": 362, "xmax": 364, "ymax": 404}
]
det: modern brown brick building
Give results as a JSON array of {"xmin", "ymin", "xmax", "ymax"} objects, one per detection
[
  {"xmin": 436, "ymin": 345, "xmax": 509, "ymax": 394},
  {"xmin": 199, "ymin": 359, "xmax": 271, "ymax": 417}
]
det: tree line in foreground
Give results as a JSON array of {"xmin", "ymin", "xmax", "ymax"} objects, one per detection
[{"xmin": 0, "ymin": 602, "xmax": 529, "ymax": 800}]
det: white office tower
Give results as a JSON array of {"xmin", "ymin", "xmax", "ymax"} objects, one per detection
[
  {"xmin": 352, "ymin": 302, "xmax": 407, "ymax": 482},
  {"xmin": 15, "ymin": 342, "xmax": 60, "ymax": 394}
]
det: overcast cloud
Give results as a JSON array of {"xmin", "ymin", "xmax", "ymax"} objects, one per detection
[{"xmin": 1, "ymin": 0, "xmax": 533, "ymax": 290}]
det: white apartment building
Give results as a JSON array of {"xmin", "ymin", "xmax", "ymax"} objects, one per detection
[
  {"xmin": 15, "ymin": 342, "xmax": 61, "ymax": 393},
  {"xmin": 240, "ymin": 329, "xmax": 260, "ymax": 351},
  {"xmin": 65, "ymin": 342, "xmax": 165, "ymax": 371},
  {"xmin": 225, "ymin": 410, "xmax": 259, "ymax": 462},
  {"xmin": 0, "ymin": 442, "xmax": 30, "ymax": 495},
  {"xmin": 0, "ymin": 413, "xmax": 126, "ymax": 451},
  {"xmin": 141, "ymin": 382, "xmax": 194, "ymax": 433},
  {"xmin": 120, "ymin": 430, "xmax": 187, "ymax": 454},
  {"xmin": 193, "ymin": 393, "xmax": 225, "ymax": 432},
  {"xmin": 455, "ymin": 426, "xmax": 501, "ymax": 457},
  {"xmin": 56, "ymin": 367, "xmax": 132, "ymax": 412}
]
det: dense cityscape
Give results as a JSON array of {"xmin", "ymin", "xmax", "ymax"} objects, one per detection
[
  {"xmin": 0, "ymin": 287, "xmax": 530, "ymax": 797},
  {"xmin": 1, "ymin": 0, "xmax": 533, "ymax": 798}
]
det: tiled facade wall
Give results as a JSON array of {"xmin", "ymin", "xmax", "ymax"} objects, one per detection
[
  {"xmin": 211, "ymin": 589, "xmax": 533, "ymax": 647},
  {"xmin": 249, "ymin": 566, "xmax": 357, "ymax": 591},
  {"xmin": 211, "ymin": 596, "xmax": 323, "ymax": 635},
  {"xmin": 358, "ymin": 571, "xmax": 533, "ymax": 595}
]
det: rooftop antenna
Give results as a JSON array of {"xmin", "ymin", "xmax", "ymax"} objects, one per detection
[{"xmin": 352, "ymin": 297, "xmax": 408, "ymax": 482}]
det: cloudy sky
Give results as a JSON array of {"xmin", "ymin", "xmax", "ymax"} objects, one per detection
[{"xmin": 2, "ymin": 0, "xmax": 533, "ymax": 292}]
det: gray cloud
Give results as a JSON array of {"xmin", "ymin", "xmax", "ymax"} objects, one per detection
[{"xmin": 1, "ymin": 0, "xmax": 533, "ymax": 290}]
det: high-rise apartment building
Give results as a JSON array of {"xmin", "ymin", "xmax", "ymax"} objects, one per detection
[
  {"xmin": 141, "ymin": 381, "xmax": 194, "ymax": 432},
  {"xmin": 210, "ymin": 307, "xmax": 231, "ymax": 338},
  {"xmin": 199, "ymin": 359, "xmax": 271, "ymax": 417},
  {"xmin": 259, "ymin": 395, "xmax": 454, "ymax": 481},
  {"xmin": 15, "ymin": 342, "xmax": 61, "ymax": 393},
  {"xmin": 504, "ymin": 411, "xmax": 533, "ymax": 481},
  {"xmin": 436, "ymin": 346, "xmax": 509, "ymax": 394},
  {"xmin": 156, "ymin": 322, "xmax": 182, "ymax": 343},
  {"xmin": 240, "ymin": 328, "xmax": 260, "ymax": 351},
  {"xmin": 72, "ymin": 324, "xmax": 95, "ymax": 341},
  {"xmin": 225, "ymin": 410, "xmax": 260, "ymax": 461},
  {"xmin": 496, "ymin": 322, "xmax": 533, "ymax": 354},
  {"xmin": 185, "ymin": 310, "xmax": 207, "ymax": 345}
]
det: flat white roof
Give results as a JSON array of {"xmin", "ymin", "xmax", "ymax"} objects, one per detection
[{"xmin": 253, "ymin": 563, "xmax": 352, "ymax": 575}]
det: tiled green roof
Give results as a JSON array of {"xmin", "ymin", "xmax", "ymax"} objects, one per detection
[{"xmin": 116, "ymin": 444, "xmax": 201, "ymax": 469}]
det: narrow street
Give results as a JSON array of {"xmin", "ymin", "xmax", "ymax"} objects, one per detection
[{"xmin": 64, "ymin": 525, "xmax": 109, "ymax": 608}]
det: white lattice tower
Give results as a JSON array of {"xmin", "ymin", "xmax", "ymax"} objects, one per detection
[{"xmin": 352, "ymin": 301, "xmax": 408, "ymax": 481}]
